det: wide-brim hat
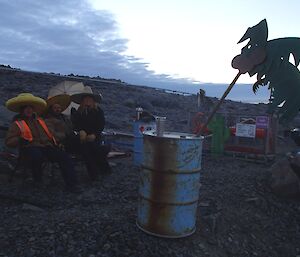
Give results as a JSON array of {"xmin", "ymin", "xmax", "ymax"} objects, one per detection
[
  {"xmin": 46, "ymin": 94, "xmax": 71, "ymax": 112},
  {"xmin": 70, "ymin": 86, "xmax": 102, "ymax": 104},
  {"xmin": 6, "ymin": 93, "xmax": 47, "ymax": 114}
]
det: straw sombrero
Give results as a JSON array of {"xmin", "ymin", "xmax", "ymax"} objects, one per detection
[
  {"xmin": 6, "ymin": 93, "xmax": 47, "ymax": 114},
  {"xmin": 70, "ymin": 86, "xmax": 102, "ymax": 104},
  {"xmin": 46, "ymin": 94, "xmax": 71, "ymax": 112}
]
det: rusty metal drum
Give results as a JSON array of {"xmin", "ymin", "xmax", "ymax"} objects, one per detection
[
  {"xmin": 133, "ymin": 120, "xmax": 156, "ymax": 166},
  {"xmin": 137, "ymin": 131, "xmax": 203, "ymax": 238}
]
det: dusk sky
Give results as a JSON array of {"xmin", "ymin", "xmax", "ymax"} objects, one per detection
[{"xmin": 0, "ymin": 0, "xmax": 299, "ymax": 102}]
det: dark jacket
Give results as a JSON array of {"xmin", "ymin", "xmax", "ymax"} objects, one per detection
[
  {"xmin": 71, "ymin": 106, "xmax": 105, "ymax": 139},
  {"xmin": 45, "ymin": 113, "xmax": 73, "ymax": 144}
]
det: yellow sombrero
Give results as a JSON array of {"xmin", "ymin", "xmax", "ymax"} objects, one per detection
[
  {"xmin": 46, "ymin": 94, "xmax": 71, "ymax": 112},
  {"xmin": 6, "ymin": 93, "xmax": 47, "ymax": 114}
]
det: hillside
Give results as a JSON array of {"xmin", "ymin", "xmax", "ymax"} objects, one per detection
[{"xmin": 0, "ymin": 66, "xmax": 270, "ymax": 132}]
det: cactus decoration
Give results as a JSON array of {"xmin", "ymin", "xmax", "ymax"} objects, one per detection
[
  {"xmin": 232, "ymin": 19, "xmax": 300, "ymax": 124},
  {"xmin": 208, "ymin": 114, "xmax": 230, "ymax": 156}
]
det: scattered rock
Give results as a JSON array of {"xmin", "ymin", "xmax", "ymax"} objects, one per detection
[
  {"xmin": 22, "ymin": 203, "xmax": 44, "ymax": 212},
  {"xmin": 270, "ymin": 159, "xmax": 300, "ymax": 197},
  {"xmin": 103, "ymin": 243, "xmax": 111, "ymax": 251},
  {"xmin": 245, "ymin": 197, "xmax": 259, "ymax": 202}
]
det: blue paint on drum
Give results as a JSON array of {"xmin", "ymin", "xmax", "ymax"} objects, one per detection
[
  {"xmin": 139, "ymin": 171, "xmax": 200, "ymax": 203},
  {"xmin": 133, "ymin": 121, "xmax": 143, "ymax": 165},
  {"xmin": 133, "ymin": 121, "xmax": 156, "ymax": 166},
  {"xmin": 137, "ymin": 132, "xmax": 204, "ymax": 238}
]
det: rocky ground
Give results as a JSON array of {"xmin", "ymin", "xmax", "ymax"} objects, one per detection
[
  {"xmin": 0, "ymin": 67, "xmax": 299, "ymax": 257},
  {"xmin": 0, "ymin": 155, "xmax": 299, "ymax": 257}
]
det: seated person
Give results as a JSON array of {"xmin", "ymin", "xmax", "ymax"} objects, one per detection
[
  {"xmin": 5, "ymin": 93, "xmax": 78, "ymax": 192},
  {"xmin": 44, "ymin": 94, "xmax": 80, "ymax": 152},
  {"xmin": 71, "ymin": 86, "xmax": 111, "ymax": 181}
]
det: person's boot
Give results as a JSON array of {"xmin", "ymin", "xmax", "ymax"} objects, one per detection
[
  {"xmin": 32, "ymin": 170, "xmax": 44, "ymax": 188},
  {"xmin": 99, "ymin": 160, "xmax": 112, "ymax": 176},
  {"xmin": 86, "ymin": 163, "xmax": 100, "ymax": 181}
]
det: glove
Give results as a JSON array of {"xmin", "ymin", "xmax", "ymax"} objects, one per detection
[
  {"xmin": 71, "ymin": 107, "xmax": 77, "ymax": 115},
  {"xmin": 79, "ymin": 130, "xmax": 87, "ymax": 143},
  {"xmin": 58, "ymin": 143, "xmax": 65, "ymax": 151},
  {"xmin": 19, "ymin": 138, "xmax": 30, "ymax": 146},
  {"xmin": 86, "ymin": 134, "xmax": 96, "ymax": 142}
]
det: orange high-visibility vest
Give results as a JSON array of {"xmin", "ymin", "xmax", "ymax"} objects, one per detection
[{"xmin": 14, "ymin": 118, "xmax": 57, "ymax": 145}]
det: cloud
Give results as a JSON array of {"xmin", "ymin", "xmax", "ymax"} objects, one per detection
[{"xmin": 0, "ymin": 0, "xmax": 196, "ymax": 88}]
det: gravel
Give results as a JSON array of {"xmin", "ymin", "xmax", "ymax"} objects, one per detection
[{"xmin": 0, "ymin": 155, "xmax": 299, "ymax": 257}]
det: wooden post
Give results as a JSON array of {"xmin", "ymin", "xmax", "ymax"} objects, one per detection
[{"xmin": 197, "ymin": 71, "xmax": 242, "ymax": 136}]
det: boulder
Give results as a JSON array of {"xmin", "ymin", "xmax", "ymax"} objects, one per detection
[
  {"xmin": 288, "ymin": 151, "xmax": 300, "ymax": 179},
  {"xmin": 270, "ymin": 159, "xmax": 300, "ymax": 198}
]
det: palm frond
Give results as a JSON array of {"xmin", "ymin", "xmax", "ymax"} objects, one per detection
[{"xmin": 268, "ymin": 37, "xmax": 300, "ymax": 67}]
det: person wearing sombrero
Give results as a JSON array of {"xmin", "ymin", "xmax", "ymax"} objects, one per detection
[
  {"xmin": 71, "ymin": 86, "xmax": 111, "ymax": 181},
  {"xmin": 5, "ymin": 93, "xmax": 79, "ymax": 192},
  {"xmin": 44, "ymin": 94, "xmax": 76, "ymax": 151}
]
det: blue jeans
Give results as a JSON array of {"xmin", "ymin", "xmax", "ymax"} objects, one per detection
[{"xmin": 21, "ymin": 146, "xmax": 77, "ymax": 188}]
